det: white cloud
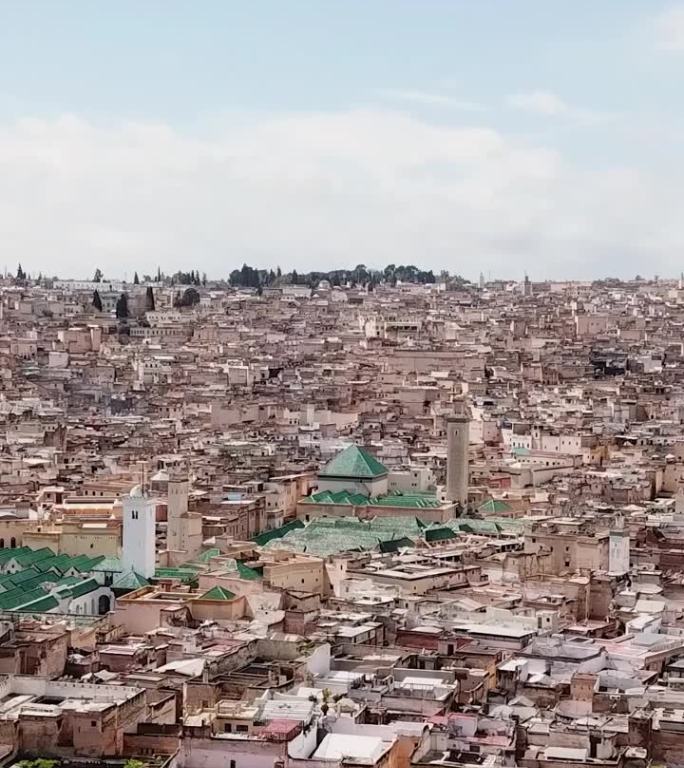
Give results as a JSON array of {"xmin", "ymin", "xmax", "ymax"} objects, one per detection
[
  {"xmin": 378, "ymin": 89, "xmax": 483, "ymax": 111},
  {"xmin": 0, "ymin": 110, "xmax": 679, "ymax": 280},
  {"xmin": 506, "ymin": 90, "xmax": 571, "ymax": 117},
  {"xmin": 654, "ymin": 5, "xmax": 684, "ymax": 51},
  {"xmin": 505, "ymin": 90, "xmax": 607, "ymax": 126}
]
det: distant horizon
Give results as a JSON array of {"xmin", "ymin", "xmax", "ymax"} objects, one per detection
[{"xmin": 8, "ymin": 264, "xmax": 684, "ymax": 286}]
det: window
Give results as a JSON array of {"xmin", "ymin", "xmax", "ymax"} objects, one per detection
[
  {"xmin": 10, "ymin": 538, "xmax": 16, "ymax": 548},
  {"xmin": 230, "ymin": 761, "xmax": 236, "ymax": 768},
  {"xmin": 236, "ymin": 724, "xmax": 248, "ymax": 733}
]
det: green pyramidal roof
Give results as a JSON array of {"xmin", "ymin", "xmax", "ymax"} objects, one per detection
[
  {"xmin": 113, "ymin": 570, "xmax": 150, "ymax": 590},
  {"xmin": 200, "ymin": 585, "xmax": 236, "ymax": 601},
  {"xmin": 320, "ymin": 445, "xmax": 388, "ymax": 479}
]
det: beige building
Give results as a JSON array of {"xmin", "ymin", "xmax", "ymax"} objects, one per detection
[{"xmin": 524, "ymin": 520, "xmax": 610, "ymax": 575}]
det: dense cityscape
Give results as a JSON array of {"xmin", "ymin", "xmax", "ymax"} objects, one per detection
[{"xmin": 0, "ymin": 269, "xmax": 680, "ymax": 767}]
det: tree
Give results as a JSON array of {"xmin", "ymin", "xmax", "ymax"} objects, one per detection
[
  {"xmin": 156, "ymin": 266, "xmax": 162, "ymax": 283},
  {"xmin": 174, "ymin": 287, "xmax": 200, "ymax": 307},
  {"xmin": 145, "ymin": 286, "xmax": 155, "ymax": 312},
  {"xmin": 18, "ymin": 760, "xmax": 58, "ymax": 768},
  {"xmin": 291, "ymin": 270, "xmax": 299, "ymax": 285},
  {"xmin": 202, "ymin": 272, "xmax": 207, "ymax": 286},
  {"xmin": 115, "ymin": 293, "xmax": 129, "ymax": 319},
  {"xmin": 92, "ymin": 289, "xmax": 103, "ymax": 311},
  {"xmin": 16, "ymin": 263, "xmax": 26, "ymax": 281},
  {"xmin": 124, "ymin": 760, "xmax": 147, "ymax": 768},
  {"xmin": 183, "ymin": 287, "xmax": 200, "ymax": 306},
  {"xmin": 133, "ymin": 271, "xmax": 140, "ymax": 285},
  {"xmin": 93, "ymin": 267, "xmax": 103, "ymax": 282}
]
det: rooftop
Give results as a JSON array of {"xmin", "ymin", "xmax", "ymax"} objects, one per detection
[{"xmin": 319, "ymin": 445, "xmax": 388, "ymax": 479}]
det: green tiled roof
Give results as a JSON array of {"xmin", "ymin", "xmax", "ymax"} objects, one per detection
[
  {"xmin": 264, "ymin": 515, "xmax": 427, "ymax": 557},
  {"xmin": 199, "ymin": 585, "xmax": 236, "ymax": 601},
  {"xmin": 54, "ymin": 576, "xmax": 83, "ymax": 589},
  {"xmin": 12, "ymin": 548, "xmax": 54, "ymax": 567},
  {"xmin": 0, "ymin": 587, "xmax": 47, "ymax": 610},
  {"xmin": 35, "ymin": 554, "xmax": 72, "ymax": 573},
  {"xmin": 18, "ymin": 595, "xmax": 59, "ymax": 613},
  {"xmin": 71, "ymin": 554, "xmax": 106, "ymax": 571},
  {"xmin": 0, "ymin": 547, "xmax": 33, "ymax": 564},
  {"xmin": 478, "ymin": 499, "xmax": 512, "ymax": 514},
  {"xmin": 379, "ymin": 537, "xmax": 415, "ymax": 553},
  {"xmin": 113, "ymin": 570, "xmax": 150, "ymax": 590},
  {"xmin": 304, "ymin": 489, "xmax": 442, "ymax": 509},
  {"xmin": 253, "ymin": 519, "xmax": 304, "ymax": 547},
  {"xmin": 92, "ymin": 556, "xmax": 123, "ymax": 572},
  {"xmin": 69, "ymin": 578, "xmax": 100, "ymax": 599},
  {"xmin": 319, "ymin": 445, "xmax": 388, "ymax": 479},
  {"xmin": 236, "ymin": 561, "xmax": 261, "ymax": 581},
  {"xmin": 7, "ymin": 572, "xmax": 55, "ymax": 593},
  {"xmin": 154, "ymin": 567, "xmax": 199, "ymax": 583},
  {"xmin": 194, "ymin": 548, "xmax": 221, "ymax": 564},
  {"xmin": 455, "ymin": 520, "xmax": 501, "ymax": 535},
  {"xmin": 425, "ymin": 526, "xmax": 458, "ymax": 542}
]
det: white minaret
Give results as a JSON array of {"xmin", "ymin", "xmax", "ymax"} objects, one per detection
[
  {"xmin": 122, "ymin": 486, "xmax": 156, "ymax": 578},
  {"xmin": 608, "ymin": 514, "xmax": 629, "ymax": 576}
]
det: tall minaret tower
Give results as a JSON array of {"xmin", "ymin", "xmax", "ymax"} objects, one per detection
[
  {"xmin": 167, "ymin": 472, "xmax": 189, "ymax": 552},
  {"xmin": 445, "ymin": 405, "xmax": 470, "ymax": 508},
  {"xmin": 122, "ymin": 485, "xmax": 156, "ymax": 578}
]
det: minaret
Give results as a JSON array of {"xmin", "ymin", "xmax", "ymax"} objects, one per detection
[
  {"xmin": 445, "ymin": 408, "xmax": 470, "ymax": 508},
  {"xmin": 675, "ymin": 486, "xmax": 684, "ymax": 521},
  {"xmin": 167, "ymin": 472, "xmax": 189, "ymax": 552},
  {"xmin": 122, "ymin": 485, "xmax": 156, "ymax": 578},
  {"xmin": 608, "ymin": 514, "xmax": 629, "ymax": 576}
]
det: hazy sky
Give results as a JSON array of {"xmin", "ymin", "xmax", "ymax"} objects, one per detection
[{"xmin": 2, "ymin": 1, "xmax": 684, "ymax": 280}]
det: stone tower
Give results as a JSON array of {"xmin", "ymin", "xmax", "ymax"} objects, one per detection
[
  {"xmin": 167, "ymin": 472, "xmax": 189, "ymax": 553},
  {"xmin": 446, "ymin": 411, "xmax": 469, "ymax": 507}
]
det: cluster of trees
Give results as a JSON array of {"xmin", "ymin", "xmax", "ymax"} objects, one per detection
[
  {"xmin": 173, "ymin": 287, "xmax": 200, "ymax": 307},
  {"xmin": 170, "ymin": 270, "xmax": 206, "ymax": 286},
  {"xmin": 229, "ymin": 263, "xmax": 438, "ymax": 289},
  {"xmin": 115, "ymin": 293, "xmax": 129, "ymax": 319},
  {"xmin": 229, "ymin": 264, "xmax": 281, "ymax": 288},
  {"xmin": 92, "ymin": 267, "xmax": 206, "ymax": 286}
]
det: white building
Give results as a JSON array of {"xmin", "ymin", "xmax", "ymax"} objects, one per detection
[{"xmin": 122, "ymin": 486, "xmax": 156, "ymax": 578}]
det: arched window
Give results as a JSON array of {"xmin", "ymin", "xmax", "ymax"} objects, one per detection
[
  {"xmin": 0, "ymin": 539, "xmax": 5, "ymax": 549},
  {"xmin": 98, "ymin": 595, "xmax": 111, "ymax": 615},
  {"xmin": 10, "ymin": 538, "xmax": 16, "ymax": 549}
]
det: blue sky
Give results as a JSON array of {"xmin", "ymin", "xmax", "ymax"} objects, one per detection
[{"xmin": 1, "ymin": 1, "xmax": 684, "ymax": 279}]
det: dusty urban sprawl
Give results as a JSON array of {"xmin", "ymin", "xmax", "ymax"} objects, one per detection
[{"xmin": 0, "ymin": 271, "xmax": 682, "ymax": 768}]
